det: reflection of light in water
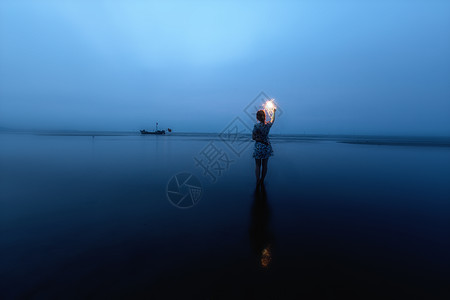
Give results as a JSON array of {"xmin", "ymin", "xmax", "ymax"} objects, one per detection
[{"xmin": 261, "ymin": 245, "xmax": 272, "ymax": 268}]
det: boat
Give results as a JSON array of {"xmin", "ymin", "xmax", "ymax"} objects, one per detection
[
  {"xmin": 140, "ymin": 129, "xmax": 165, "ymax": 135},
  {"xmin": 140, "ymin": 122, "xmax": 169, "ymax": 135}
]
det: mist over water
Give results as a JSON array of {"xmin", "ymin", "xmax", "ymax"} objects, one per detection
[{"xmin": 1, "ymin": 1, "xmax": 450, "ymax": 135}]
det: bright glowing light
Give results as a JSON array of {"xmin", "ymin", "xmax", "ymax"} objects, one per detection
[
  {"xmin": 263, "ymin": 99, "xmax": 277, "ymax": 120},
  {"xmin": 265, "ymin": 100, "xmax": 274, "ymax": 110}
]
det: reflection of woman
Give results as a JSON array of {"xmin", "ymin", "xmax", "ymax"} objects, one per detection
[
  {"xmin": 249, "ymin": 184, "xmax": 272, "ymax": 268},
  {"xmin": 252, "ymin": 109, "xmax": 276, "ymax": 186}
]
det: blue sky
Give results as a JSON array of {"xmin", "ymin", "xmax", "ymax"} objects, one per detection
[{"xmin": 1, "ymin": 0, "xmax": 449, "ymax": 135}]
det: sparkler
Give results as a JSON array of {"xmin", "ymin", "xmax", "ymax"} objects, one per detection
[{"xmin": 263, "ymin": 99, "xmax": 277, "ymax": 120}]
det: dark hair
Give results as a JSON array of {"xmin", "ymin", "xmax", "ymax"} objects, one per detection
[{"xmin": 256, "ymin": 110, "xmax": 265, "ymax": 123}]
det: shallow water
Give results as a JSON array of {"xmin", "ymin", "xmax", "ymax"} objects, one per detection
[{"xmin": 1, "ymin": 133, "xmax": 449, "ymax": 298}]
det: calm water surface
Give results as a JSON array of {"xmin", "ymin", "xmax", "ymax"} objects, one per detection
[{"xmin": 1, "ymin": 133, "xmax": 449, "ymax": 298}]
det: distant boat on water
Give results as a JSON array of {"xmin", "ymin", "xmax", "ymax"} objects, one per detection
[
  {"xmin": 140, "ymin": 122, "xmax": 171, "ymax": 135},
  {"xmin": 140, "ymin": 129, "xmax": 165, "ymax": 135}
]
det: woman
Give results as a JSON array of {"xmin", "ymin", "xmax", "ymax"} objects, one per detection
[{"xmin": 252, "ymin": 108, "xmax": 276, "ymax": 186}]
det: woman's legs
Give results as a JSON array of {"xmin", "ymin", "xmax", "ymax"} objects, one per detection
[
  {"xmin": 255, "ymin": 158, "xmax": 262, "ymax": 184},
  {"xmin": 261, "ymin": 158, "xmax": 269, "ymax": 184}
]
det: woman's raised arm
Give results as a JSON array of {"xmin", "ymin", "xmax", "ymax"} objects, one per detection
[{"xmin": 271, "ymin": 108, "xmax": 276, "ymax": 123}]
